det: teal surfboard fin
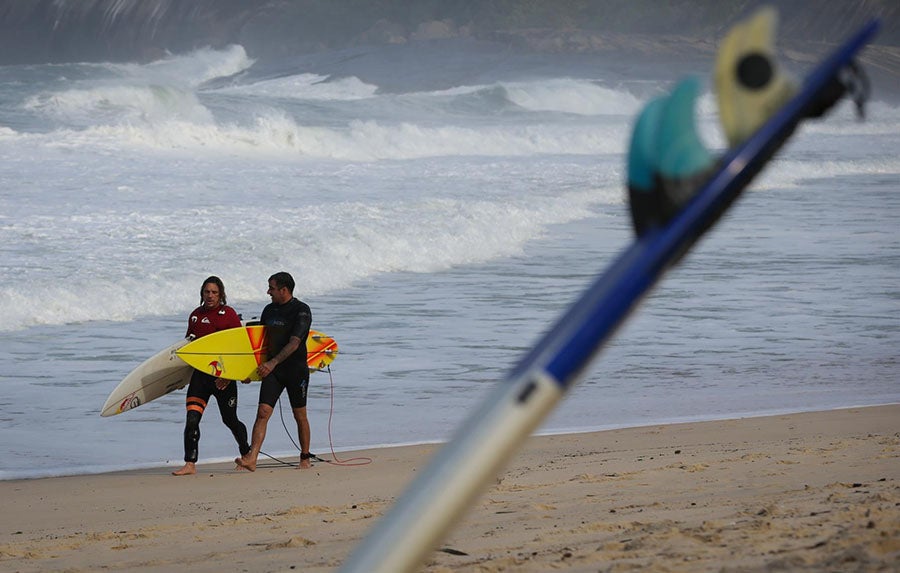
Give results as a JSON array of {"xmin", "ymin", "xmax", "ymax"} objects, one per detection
[
  {"xmin": 626, "ymin": 96, "xmax": 665, "ymax": 234},
  {"xmin": 628, "ymin": 77, "xmax": 714, "ymax": 236},
  {"xmin": 657, "ymin": 78, "xmax": 713, "ymax": 180},
  {"xmin": 626, "ymin": 97, "xmax": 664, "ymax": 195},
  {"xmin": 657, "ymin": 77, "xmax": 714, "ymax": 212}
]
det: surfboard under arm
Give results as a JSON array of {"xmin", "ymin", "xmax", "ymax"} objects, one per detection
[
  {"xmin": 175, "ymin": 327, "xmax": 339, "ymax": 380},
  {"xmin": 337, "ymin": 18, "xmax": 880, "ymax": 573}
]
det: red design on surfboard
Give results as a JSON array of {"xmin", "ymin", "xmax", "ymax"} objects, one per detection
[
  {"xmin": 307, "ymin": 334, "xmax": 338, "ymax": 371},
  {"xmin": 246, "ymin": 326, "xmax": 268, "ymax": 366},
  {"xmin": 208, "ymin": 360, "xmax": 223, "ymax": 376}
]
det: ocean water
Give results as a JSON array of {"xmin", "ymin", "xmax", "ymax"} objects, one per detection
[{"xmin": 1, "ymin": 42, "xmax": 898, "ymax": 480}]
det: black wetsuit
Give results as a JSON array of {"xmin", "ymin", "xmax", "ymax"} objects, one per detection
[{"xmin": 257, "ymin": 297, "xmax": 312, "ymax": 409}]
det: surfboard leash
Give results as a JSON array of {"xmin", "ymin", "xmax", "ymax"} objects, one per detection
[
  {"xmin": 272, "ymin": 365, "xmax": 372, "ymax": 467},
  {"xmin": 320, "ymin": 365, "xmax": 373, "ymax": 466}
]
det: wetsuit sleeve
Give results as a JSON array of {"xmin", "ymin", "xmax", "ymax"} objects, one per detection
[
  {"xmin": 291, "ymin": 304, "xmax": 312, "ymax": 343},
  {"xmin": 185, "ymin": 310, "xmax": 196, "ymax": 338}
]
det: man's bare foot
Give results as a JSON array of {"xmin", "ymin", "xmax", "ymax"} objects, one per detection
[
  {"xmin": 297, "ymin": 457, "xmax": 311, "ymax": 470},
  {"xmin": 234, "ymin": 456, "xmax": 256, "ymax": 472},
  {"xmin": 172, "ymin": 462, "xmax": 196, "ymax": 476}
]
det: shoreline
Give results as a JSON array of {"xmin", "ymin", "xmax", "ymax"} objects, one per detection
[
  {"xmin": 3, "ymin": 403, "xmax": 894, "ymax": 482},
  {"xmin": 2, "ymin": 404, "xmax": 897, "ymax": 571}
]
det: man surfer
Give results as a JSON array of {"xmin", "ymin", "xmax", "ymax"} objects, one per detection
[
  {"xmin": 173, "ymin": 276, "xmax": 251, "ymax": 476},
  {"xmin": 236, "ymin": 271, "xmax": 314, "ymax": 471}
]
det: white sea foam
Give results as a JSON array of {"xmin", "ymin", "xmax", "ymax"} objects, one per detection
[
  {"xmin": 214, "ymin": 73, "xmax": 379, "ymax": 100},
  {"xmin": 14, "ymin": 113, "xmax": 632, "ymax": 160},
  {"xmin": 118, "ymin": 44, "xmax": 256, "ymax": 87},
  {"xmin": 502, "ymin": 78, "xmax": 644, "ymax": 116},
  {"xmin": 20, "ymin": 45, "xmax": 254, "ymax": 129},
  {"xmin": 24, "ymin": 84, "xmax": 215, "ymax": 125},
  {"xmin": 0, "ymin": 172, "xmax": 616, "ymax": 331},
  {"xmin": 756, "ymin": 156, "xmax": 900, "ymax": 190}
]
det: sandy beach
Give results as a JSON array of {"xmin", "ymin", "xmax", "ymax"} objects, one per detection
[{"xmin": 2, "ymin": 404, "xmax": 897, "ymax": 572}]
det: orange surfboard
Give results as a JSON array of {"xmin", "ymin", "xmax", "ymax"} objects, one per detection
[{"xmin": 176, "ymin": 325, "xmax": 338, "ymax": 381}]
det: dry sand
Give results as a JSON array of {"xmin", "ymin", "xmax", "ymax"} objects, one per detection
[{"xmin": 1, "ymin": 404, "xmax": 898, "ymax": 572}]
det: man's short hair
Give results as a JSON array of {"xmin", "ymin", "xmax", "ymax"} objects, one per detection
[{"xmin": 269, "ymin": 271, "xmax": 295, "ymax": 293}]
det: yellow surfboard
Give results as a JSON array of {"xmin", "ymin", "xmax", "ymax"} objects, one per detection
[
  {"xmin": 714, "ymin": 6, "xmax": 797, "ymax": 147},
  {"xmin": 175, "ymin": 325, "xmax": 338, "ymax": 381}
]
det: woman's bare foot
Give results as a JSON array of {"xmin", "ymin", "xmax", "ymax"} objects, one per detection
[{"xmin": 172, "ymin": 462, "xmax": 196, "ymax": 476}]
